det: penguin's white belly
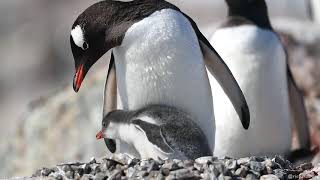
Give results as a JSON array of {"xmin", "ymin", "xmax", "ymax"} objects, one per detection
[
  {"xmin": 113, "ymin": 9, "xmax": 214, "ymax": 154},
  {"xmin": 209, "ymin": 25, "xmax": 291, "ymax": 158}
]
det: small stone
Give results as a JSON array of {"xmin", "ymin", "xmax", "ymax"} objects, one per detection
[
  {"xmin": 84, "ymin": 164, "xmax": 92, "ymax": 174},
  {"xmin": 264, "ymin": 159, "xmax": 281, "ymax": 169},
  {"xmin": 147, "ymin": 162, "xmax": 160, "ymax": 172},
  {"xmin": 162, "ymin": 162, "xmax": 180, "ymax": 171},
  {"xmin": 285, "ymin": 160, "xmax": 293, "ymax": 169},
  {"xmin": 65, "ymin": 171, "xmax": 75, "ymax": 179},
  {"xmin": 223, "ymin": 176, "xmax": 233, "ymax": 180},
  {"xmin": 222, "ymin": 156, "xmax": 233, "ymax": 160},
  {"xmin": 74, "ymin": 173, "xmax": 81, "ymax": 180},
  {"xmin": 263, "ymin": 159, "xmax": 274, "ymax": 168},
  {"xmin": 173, "ymin": 159, "xmax": 182, "ymax": 164},
  {"xmin": 260, "ymin": 175, "xmax": 279, "ymax": 180},
  {"xmin": 32, "ymin": 169, "xmax": 42, "ymax": 177},
  {"xmin": 52, "ymin": 167, "xmax": 59, "ymax": 172},
  {"xmin": 235, "ymin": 166, "xmax": 248, "ymax": 177},
  {"xmin": 108, "ymin": 170, "xmax": 122, "ymax": 180},
  {"xmin": 194, "ymin": 163, "xmax": 204, "ymax": 172},
  {"xmin": 266, "ymin": 166, "xmax": 273, "ymax": 174},
  {"xmin": 127, "ymin": 167, "xmax": 135, "ymax": 178},
  {"xmin": 156, "ymin": 173, "xmax": 165, "ymax": 180},
  {"xmin": 148, "ymin": 171, "xmax": 159, "ymax": 178},
  {"xmin": 213, "ymin": 163, "xmax": 227, "ymax": 175},
  {"xmin": 245, "ymin": 174, "xmax": 258, "ymax": 180},
  {"xmin": 81, "ymin": 174, "xmax": 95, "ymax": 180},
  {"xmin": 250, "ymin": 161, "xmax": 265, "ymax": 173},
  {"xmin": 195, "ymin": 156, "xmax": 215, "ymax": 165},
  {"xmin": 109, "ymin": 154, "xmax": 132, "ymax": 165},
  {"xmin": 225, "ymin": 159, "xmax": 237, "ymax": 170},
  {"xmin": 218, "ymin": 174, "xmax": 225, "ymax": 180},
  {"xmin": 299, "ymin": 170, "xmax": 317, "ymax": 179},
  {"xmin": 94, "ymin": 166, "xmax": 102, "ymax": 174},
  {"xmin": 55, "ymin": 174, "xmax": 63, "ymax": 180},
  {"xmin": 156, "ymin": 159, "xmax": 165, "ymax": 165},
  {"xmin": 128, "ymin": 158, "xmax": 140, "ymax": 167},
  {"xmin": 137, "ymin": 170, "xmax": 149, "ymax": 177},
  {"xmin": 201, "ymin": 173, "xmax": 210, "ymax": 179},
  {"xmin": 299, "ymin": 163, "xmax": 313, "ymax": 171},
  {"xmin": 94, "ymin": 172, "xmax": 107, "ymax": 180},
  {"xmin": 273, "ymin": 169, "xmax": 286, "ymax": 180},
  {"xmin": 273, "ymin": 156, "xmax": 286, "ymax": 168},
  {"xmin": 166, "ymin": 169, "xmax": 200, "ymax": 180},
  {"xmin": 89, "ymin": 157, "xmax": 97, "ymax": 164},
  {"xmin": 41, "ymin": 168, "xmax": 53, "ymax": 176},
  {"xmin": 62, "ymin": 165, "xmax": 72, "ymax": 172},
  {"xmin": 237, "ymin": 157, "xmax": 250, "ymax": 166},
  {"xmin": 106, "ymin": 160, "xmax": 118, "ymax": 170},
  {"xmin": 250, "ymin": 156, "xmax": 265, "ymax": 162},
  {"xmin": 160, "ymin": 168, "xmax": 170, "ymax": 176},
  {"xmin": 77, "ymin": 168, "xmax": 84, "ymax": 176},
  {"xmin": 181, "ymin": 160, "xmax": 194, "ymax": 168}
]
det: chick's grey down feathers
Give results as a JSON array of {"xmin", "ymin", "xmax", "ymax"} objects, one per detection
[{"xmin": 103, "ymin": 105, "xmax": 212, "ymax": 159}]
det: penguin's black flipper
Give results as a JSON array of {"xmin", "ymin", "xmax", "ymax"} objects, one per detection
[
  {"xmin": 103, "ymin": 52, "xmax": 118, "ymax": 153},
  {"xmin": 182, "ymin": 13, "xmax": 250, "ymax": 130},
  {"xmin": 132, "ymin": 119, "xmax": 174, "ymax": 154},
  {"xmin": 104, "ymin": 138, "xmax": 117, "ymax": 153},
  {"xmin": 287, "ymin": 65, "xmax": 310, "ymax": 150}
]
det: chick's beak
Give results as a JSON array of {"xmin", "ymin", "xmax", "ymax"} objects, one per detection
[
  {"xmin": 73, "ymin": 64, "xmax": 85, "ymax": 92},
  {"xmin": 96, "ymin": 130, "xmax": 104, "ymax": 140}
]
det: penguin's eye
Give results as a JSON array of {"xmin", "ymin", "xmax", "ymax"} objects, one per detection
[
  {"xmin": 103, "ymin": 122, "xmax": 106, "ymax": 127},
  {"xmin": 82, "ymin": 42, "xmax": 89, "ymax": 50}
]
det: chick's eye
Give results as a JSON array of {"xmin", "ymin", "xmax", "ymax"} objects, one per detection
[
  {"xmin": 82, "ymin": 42, "xmax": 89, "ymax": 50},
  {"xmin": 103, "ymin": 122, "xmax": 106, "ymax": 127}
]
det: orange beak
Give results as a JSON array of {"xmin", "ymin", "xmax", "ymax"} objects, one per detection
[
  {"xmin": 73, "ymin": 64, "xmax": 85, "ymax": 92},
  {"xmin": 96, "ymin": 130, "xmax": 104, "ymax": 140}
]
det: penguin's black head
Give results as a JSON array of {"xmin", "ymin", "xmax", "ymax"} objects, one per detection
[
  {"xmin": 70, "ymin": 0, "xmax": 178, "ymax": 92},
  {"xmin": 102, "ymin": 109, "xmax": 132, "ymax": 126},
  {"xmin": 225, "ymin": 0, "xmax": 272, "ymax": 29}
]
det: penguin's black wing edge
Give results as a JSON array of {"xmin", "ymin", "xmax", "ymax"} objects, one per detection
[
  {"xmin": 181, "ymin": 12, "xmax": 250, "ymax": 129},
  {"xmin": 103, "ymin": 52, "xmax": 118, "ymax": 153},
  {"xmin": 132, "ymin": 119, "xmax": 174, "ymax": 154}
]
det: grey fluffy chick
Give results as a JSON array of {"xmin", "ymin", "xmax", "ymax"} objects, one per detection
[{"xmin": 96, "ymin": 105, "xmax": 212, "ymax": 160}]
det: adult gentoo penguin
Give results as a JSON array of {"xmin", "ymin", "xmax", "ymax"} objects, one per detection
[
  {"xmin": 96, "ymin": 105, "xmax": 212, "ymax": 160},
  {"xmin": 209, "ymin": 0, "xmax": 310, "ymax": 158},
  {"xmin": 70, "ymin": 0, "xmax": 250, "ymax": 155}
]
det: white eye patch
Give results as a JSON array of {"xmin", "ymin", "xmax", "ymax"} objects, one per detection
[{"xmin": 71, "ymin": 25, "xmax": 89, "ymax": 50}]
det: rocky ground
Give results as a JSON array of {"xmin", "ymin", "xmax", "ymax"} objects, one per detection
[{"xmin": 27, "ymin": 155, "xmax": 319, "ymax": 180}]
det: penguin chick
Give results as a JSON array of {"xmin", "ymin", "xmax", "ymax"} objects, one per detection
[{"xmin": 96, "ymin": 105, "xmax": 212, "ymax": 160}]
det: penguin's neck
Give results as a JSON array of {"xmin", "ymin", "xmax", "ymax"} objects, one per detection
[{"xmin": 227, "ymin": 5, "xmax": 272, "ymax": 30}]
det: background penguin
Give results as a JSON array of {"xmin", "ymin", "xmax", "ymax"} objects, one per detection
[
  {"xmin": 209, "ymin": 0, "xmax": 310, "ymax": 158},
  {"xmin": 309, "ymin": 0, "xmax": 320, "ymax": 24},
  {"xmin": 70, "ymin": 0, "xmax": 250, "ymax": 155},
  {"xmin": 96, "ymin": 105, "xmax": 212, "ymax": 160}
]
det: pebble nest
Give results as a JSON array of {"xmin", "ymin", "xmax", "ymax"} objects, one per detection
[{"xmin": 32, "ymin": 154, "xmax": 318, "ymax": 180}]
